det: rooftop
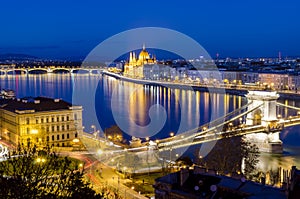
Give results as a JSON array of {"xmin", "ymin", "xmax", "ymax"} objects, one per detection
[
  {"xmin": 0, "ymin": 97, "xmax": 76, "ymax": 113},
  {"xmin": 154, "ymin": 167, "xmax": 286, "ymax": 199}
]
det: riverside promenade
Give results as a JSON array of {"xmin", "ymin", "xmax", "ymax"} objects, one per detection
[{"xmin": 101, "ymin": 71, "xmax": 300, "ymax": 100}]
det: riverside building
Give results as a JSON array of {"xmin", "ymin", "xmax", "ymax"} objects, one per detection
[{"xmin": 0, "ymin": 97, "xmax": 83, "ymax": 149}]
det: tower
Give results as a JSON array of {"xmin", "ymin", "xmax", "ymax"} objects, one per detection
[
  {"xmin": 278, "ymin": 51, "xmax": 282, "ymax": 62},
  {"xmin": 245, "ymin": 91, "xmax": 282, "ymax": 153}
]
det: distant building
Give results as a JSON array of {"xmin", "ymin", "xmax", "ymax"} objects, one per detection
[
  {"xmin": 0, "ymin": 97, "xmax": 83, "ymax": 149},
  {"xmin": 258, "ymin": 73, "xmax": 289, "ymax": 90},
  {"xmin": 288, "ymin": 75, "xmax": 300, "ymax": 91},
  {"xmin": 153, "ymin": 166, "xmax": 286, "ymax": 199},
  {"xmin": 240, "ymin": 72, "xmax": 259, "ymax": 84},
  {"xmin": 124, "ymin": 44, "xmax": 157, "ymax": 78}
]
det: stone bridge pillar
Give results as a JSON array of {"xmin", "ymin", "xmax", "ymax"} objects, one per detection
[{"xmin": 245, "ymin": 91, "xmax": 282, "ymax": 153}]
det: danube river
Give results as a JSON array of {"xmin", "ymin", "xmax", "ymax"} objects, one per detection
[{"xmin": 1, "ymin": 73, "xmax": 300, "ymax": 171}]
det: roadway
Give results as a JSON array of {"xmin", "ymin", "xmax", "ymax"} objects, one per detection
[{"xmin": 65, "ymin": 151, "xmax": 148, "ymax": 199}]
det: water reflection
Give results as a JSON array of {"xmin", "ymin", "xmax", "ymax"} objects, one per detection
[{"xmin": 1, "ymin": 74, "xmax": 300, "ymax": 170}]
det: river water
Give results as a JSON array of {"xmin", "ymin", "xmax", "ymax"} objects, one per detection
[{"xmin": 1, "ymin": 73, "xmax": 300, "ymax": 171}]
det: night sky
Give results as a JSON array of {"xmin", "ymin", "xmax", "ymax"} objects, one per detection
[{"xmin": 1, "ymin": 0, "xmax": 300, "ymax": 59}]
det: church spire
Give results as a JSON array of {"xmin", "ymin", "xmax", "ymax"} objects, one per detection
[
  {"xmin": 142, "ymin": 43, "xmax": 146, "ymax": 51},
  {"xmin": 129, "ymin": 52, "xmax": 133, "ymax": 63}
]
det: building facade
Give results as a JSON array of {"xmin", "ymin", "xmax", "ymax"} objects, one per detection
[
  {"xmin": 123, "ymin": 44, "xmax": 157, "ymax": 78},
  {"xmin": 0, "ymin": 97, "xmax": 83, "ymax": 149}
]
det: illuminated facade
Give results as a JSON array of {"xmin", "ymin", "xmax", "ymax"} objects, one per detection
[
  {"xmin": 245, "ymin": 91, "xmax": 282, "ymax": 153},
  {"xmin": 0, "ymin": 97, "xmax": 83, "ymax": 149},
  {"xmin": 123, "ymin": 44, "xmax": 157, "ymax": 78}
]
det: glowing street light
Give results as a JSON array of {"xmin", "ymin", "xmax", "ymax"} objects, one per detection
[
  {"xmin": 170, "ymin": 132, "xmax": 174, "ymax": 137},
  {"xmin": 239, "ymin": 117, "xmax": 243, "ymax": 123},
  {"xmin": 123, "ymin": 166, "xmax": 127, "ymax": 179},
  {"xmin": 97, "ymin": 149, "xmax": 103, "ymax": 155}
]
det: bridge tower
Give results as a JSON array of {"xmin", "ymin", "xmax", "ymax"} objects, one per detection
[{"xmin": 245, "ymin": 91, "xmax": 282, "ymax": 153}]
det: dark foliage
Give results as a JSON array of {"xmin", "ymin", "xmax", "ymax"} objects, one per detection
[
  {"xmin": 194, "ymin": 136, "xmax": 259, "ymax": 177},
  {"xmin": 0, "ymin": 145, "xmax": 102, "ymax": 199}
]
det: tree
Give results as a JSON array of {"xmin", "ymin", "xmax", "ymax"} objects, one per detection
[
  {"xmin": 123, "ymin": 152, "xmax": 140, "ymax": 179},
  {"xmin": 240, "ymin": 137, "xmax": 260, "ymax": 179},
  {"xmin": 105, "ymin": 125, "xmax": 123, "ymax": 143},
  {"xmin": 0, "ymin": 145, "xmax": 102, "ymax": 199},
  {"xmin": 194, "ymin": 136, "xmax": 259, "ymax": 177},
  {"xmin": 175, "ymin": 156, "xmax": 193, "ymax": 168}
]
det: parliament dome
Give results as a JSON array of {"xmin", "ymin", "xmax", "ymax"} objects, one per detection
[{"xmin": 138, "ymin": 49, "xmax": 150, "ymax": 60}]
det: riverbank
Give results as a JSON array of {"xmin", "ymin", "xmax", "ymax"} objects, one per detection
[{"xmin": 102, "ymin": 71, "xmax": 300, "ymax": 99}]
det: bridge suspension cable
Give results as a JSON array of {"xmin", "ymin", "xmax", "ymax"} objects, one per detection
[
  {"xmin": 276, "ymin": 102, "xmax": 300, "ymax": 111},
  {"xmin": 161, "ymin": 102, "xmax": 254, "ymax": 143},
  {"xmin": 157, "ymin": 103, "xmax": 263, "ymax": 150}
]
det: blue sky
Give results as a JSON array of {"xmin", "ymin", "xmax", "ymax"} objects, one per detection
[{"xmin": 1, "ymin": 0, "xmax": 300, "ymax": 59}]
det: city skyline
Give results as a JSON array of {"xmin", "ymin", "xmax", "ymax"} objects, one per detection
[{"xmin": 1, "ymin": 0, "xmax": 300, "ymax": 59}]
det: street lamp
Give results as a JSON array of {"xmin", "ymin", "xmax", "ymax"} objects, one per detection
[
  {"xmin": 91, "ymin": 125, "xmax": 96, "ymax": 135},
  {"xmin": 123, "ymin": 166, "xmax": 127, "ymax": 179},
  {"xmin": 97, "ymin": 149, "xmax": 103, "ymax": 155},
  {"xmin": 170, "ymin": 132, "xmax": 174, "ymax": 137},
  {"xmin": 239, "ymin": 117, "xmax": 243, "ymax": 127},
  {"xmin": 169, "ymin": 132, "xmax": 175, "ymax": 171}
]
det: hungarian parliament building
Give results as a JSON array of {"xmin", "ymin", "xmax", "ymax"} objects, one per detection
[{"xmin": 123, "ymin": 45, "xmax": 172, "ymax": 80}]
